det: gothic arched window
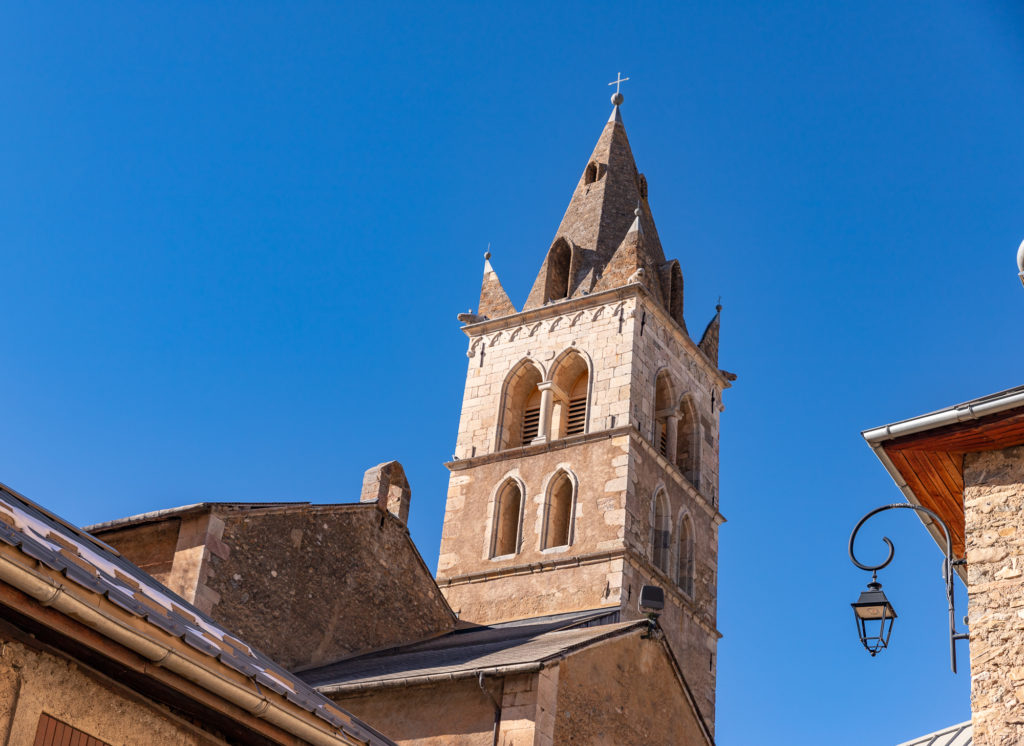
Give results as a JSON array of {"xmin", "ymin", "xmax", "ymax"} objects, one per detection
[
  {"xmin": 676, "ymin": 513, "xmax": 694, "ymax": 597},
  {"xmin": 492, "ymin": 479, "xmax": 523, "ymax": 558},
  {"xmin": 667, "ymin": 260, "xmax": 683, "ymax": 327},
  {"xmin": 542, "ymin": 471, "xmax": 576, "ymax": 549},
  {"xmin": 550, "ymin": 349, "xmax": 590, "ymax": 439},
  {"xmin": 498, "ymin": 360, "xmax": 544, "ymax": 450},
  {"xmin": 654, "ymin": 370, "xmax": 675, "ymax": 458},
  {"xmin": 584, "ymin": 161, "xmax": 599, "ymax": 185},
  {"xmin": 544, "ymin": 238, "xmax": 572, "ymax": 302},
  {"xmin": 652, "ymin": 489, "xmax": 671, "ymax": 574},
  {"xmin": 676, "ymin": 394, "xmax": 701, "ymax": 488}
]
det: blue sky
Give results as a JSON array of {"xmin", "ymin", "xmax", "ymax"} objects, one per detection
[{"xmin": 2, "ymin": 2, "xmax": 1023, "ymax": 743}]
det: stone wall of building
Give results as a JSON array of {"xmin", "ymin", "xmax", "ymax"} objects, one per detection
[
  {"xmin": 441, "ymin": 287, "xmax": 726, "ymax": 726},
  {"xmin": 0, "ymin": 634, "xmax": 224, "ymax": 745},
  {"xmin": 552, "ymin": 633, "xmax": 709, "ymax": 746},
  {"xmin": 206, "ymin": 504, "xmax": 455, "ymax": 670},
  {"xmin": 453, "ymin": 295, "xmax": 637, "ymax": 461},
  {"xmin": 439, "ymin": 435, "xmax": 629, "ymax": 622},
  {"xmin": 965, "ymin": 444, "xmax": 1024, "ymax": 746},
  {"xmin": 629, "ymin": 296, "xmax": 723, "ymax": 508},
  {"xmin": 330, "ymin": 679, "xmax": 498, "ymax": 746}
]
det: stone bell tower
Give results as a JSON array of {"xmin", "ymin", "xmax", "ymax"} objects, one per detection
[{"xmin": 436, "ymin": 84, "xmax": 734, "ymax": 726}]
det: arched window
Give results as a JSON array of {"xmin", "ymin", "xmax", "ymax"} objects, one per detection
[
  {"xmin": 550, "ymin": 349, "xmax": 590, "ymax": 439},
  {"xmin": 544, "ymin": 238, "xmax": 572, "ymax": 302},
  {"xmin": 542, "ymin": 471, "xmax": 575, "ymax": 549},
  {"xmin": 498, "ymin": 361, "xmax": 544, "ymax": 450},
  {"xmin": 584, "ymin": 161, "xmax": 598, "ymax": 185},
  {"xmin": 676, "ymin": 395, "xmax": 701, "ymax": 487},
  {"xmin": 666, "ymin": 260, "xmax": 683, "ymax": 327},
  {"xmin": 654, "ymin": 370, "xmax": 675, "ymax": 458},
  {"xmin": 492, "ymin": 480, "xmax": 523, "ymax": 557},
  {"xmin": 652, "ymin": 489, "xmax": 671, "ymax": 574},
  {"xmin": 676, "ymin": 513, "xmax": 694, "ymax": 597}
]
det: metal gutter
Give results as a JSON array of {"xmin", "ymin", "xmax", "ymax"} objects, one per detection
[
  {"xmin": 862, "ymin": 386, "xmax": 1024, "ymax": 445},
  {"xmin": 861, "ymin": 385, "xmax": 1024, "ymax": 581}
]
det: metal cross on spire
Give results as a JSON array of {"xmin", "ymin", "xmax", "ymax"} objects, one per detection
[
  {"xmin": 608, "ymin": 72, "xmax": 629, "ymax": 107},
  {"xmin": 608, "ymin": 72, "xmax": 630, "ymax": 94}
]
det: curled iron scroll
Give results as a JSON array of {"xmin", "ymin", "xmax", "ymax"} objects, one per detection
[{"xmin": 848, "ymin": 502, "xmax": 952, "ymax": 573}]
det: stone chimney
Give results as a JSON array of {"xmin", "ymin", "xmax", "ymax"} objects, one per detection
[{"xmin": 360, "ymin": 461, "xmax": 412, "ymax": 525}]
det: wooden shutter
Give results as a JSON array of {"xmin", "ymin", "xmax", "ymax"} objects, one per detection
[
  {"xmin": 566, "ymin": 398, "xmax": 587, "ymax": 435},
  {"xmin": 522, "ymin": 407, "xmax": 541, "ymax": 443},
  {"xmin": 35, "ymin": 714, "xmax": 110, "ymax": 746}
]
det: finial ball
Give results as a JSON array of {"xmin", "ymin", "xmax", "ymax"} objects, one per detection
[
  {"xmin": 484, "ymin": 251, "xmax": 491, "ymax": 260},
  {"xmin": 611, "ymin": 92, "xmax": 624, "ymax": 106}
]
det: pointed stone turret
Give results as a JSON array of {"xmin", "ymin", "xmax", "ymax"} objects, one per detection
[
  {"xmin": 699, "ymin": 304, "xmax": 722, "ymax": 366},
  {"xmin": 591, "ymin": 207, "xmax": 666, "ymax": 306},
  {"xmin": 477, "ymin": 252, "xmax": 516, "ymax": 319},
  {"xmin": 523, "ymin": 94, "xmax": 668, "ymax": 311}
]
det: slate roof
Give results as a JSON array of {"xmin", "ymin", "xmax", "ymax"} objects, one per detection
[
  {"xmin": 896, "ymin": 721, "xmax": 972, "ymax": 746},
  {"xmin": 0, "ymin": 483, "xmax": 396, "ymax": 746},
  {"xmin": 301, "ymin": 607, "xmax": 638, "ymax": 692}
]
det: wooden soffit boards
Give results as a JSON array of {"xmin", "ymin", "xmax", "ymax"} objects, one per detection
[{"xmin": 881, "ymin": 405, "xmax": 1024, "ymax": 560}]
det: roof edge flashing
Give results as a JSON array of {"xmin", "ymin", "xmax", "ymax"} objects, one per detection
[{"xmin": 863, "ymin": 387, "xmax": 1024, "ymax": 445}]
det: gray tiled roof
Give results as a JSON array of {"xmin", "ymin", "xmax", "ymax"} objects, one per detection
[
  {"xmin": 896, "ymin": 721, "xmax": 972, "ymax": 746},
  {"xmin": 301, "ymin": 608, "xmax": 639, "ymax": 692},
  {"xmin": 0, "ymin": 483, "xmax": 396, "ymax": 746}
]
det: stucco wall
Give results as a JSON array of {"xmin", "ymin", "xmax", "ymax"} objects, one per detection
[
  {"xmin": 0, "ymin": 636, "xmax": 224, "ymax": 745},
  {"xmin": 965, "ymin": 444, "xmax": 1024, "ymax": 746},
  {"xmin": 551, "ymin": 633, "xmax": 708, "ymax": 746}
]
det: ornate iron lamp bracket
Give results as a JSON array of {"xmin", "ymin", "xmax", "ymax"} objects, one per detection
[{"xmin": 849, "ymin": 503, "xmax": 969, "ymax": 673}]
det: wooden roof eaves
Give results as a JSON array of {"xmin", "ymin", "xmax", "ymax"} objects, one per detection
[{"xmin": 863, "ymin": 440, "xmax": 968, "ymax": 583}]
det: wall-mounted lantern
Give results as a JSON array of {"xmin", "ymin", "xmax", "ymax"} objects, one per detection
[{"xmin": 848, "ymin": 503, "xmax": 968, "ymax": 672}]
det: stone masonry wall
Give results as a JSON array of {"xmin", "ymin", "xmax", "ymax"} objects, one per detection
[
  {"xmin": 441, "ymin": 286, "xmax": 726, "ymax": 731},
  {"xmin": 965, "ymin": 444, "xmax": 1024, "ymax": 746},
  {"xmin": 453, "ymin": 296, "xmax": 637, "ymax": 460},
  {"xmin": 552, "ymin": 632, "xmax": 709, "ymax": 746},
  {"xmin": 330, "ymin": 679, "xmax": 497, "ymax": 746},
  {"xmin": 206, "ymin": 504, "xmax": 455, "ymax": 670},
  {"xmin": 439, "ymin": 436, "xmax": 629, "ymax": 622}
]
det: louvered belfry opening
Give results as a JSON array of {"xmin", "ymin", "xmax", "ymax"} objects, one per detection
[
  {"xmin": 521, "ymin": 405, "xmax": 541, "ymax": 443},
  {"xmin": 499, "ymin": 360, "xmax": 544, "ymax": 449},
  {"xmin": 654, "ymin": 369, "xmax": 675, "ymax": 459},
  {"xmin": 566, "ymin": 397, "xmax": 587, "ymax": 436},
  {"xmin": 550, "ymin": 350, "xmax": 590, "ymax": 439}
]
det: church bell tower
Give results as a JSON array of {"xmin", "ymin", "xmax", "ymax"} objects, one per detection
[{"xmin": 436, "ymin": 83, "xmax": 733, "ymax": 726}]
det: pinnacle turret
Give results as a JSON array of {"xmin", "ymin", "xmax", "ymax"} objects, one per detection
[{"xmin": 477, "ymin": 250, "xmax": 516, "ymax": 320}]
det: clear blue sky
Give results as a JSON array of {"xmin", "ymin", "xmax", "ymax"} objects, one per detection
[{"xmin": 2, "ymin": 2, "xmax": 1022, "ymax": 743}]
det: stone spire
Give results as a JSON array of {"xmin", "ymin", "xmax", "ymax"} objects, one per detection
[
  {"xmin": 522, "ymin": 90, "xmax": 668, "ymax": 311},
  {"xmin": 698, "ymin": 303, "xmax": 722, "ymax": 366},
  {"xmin": 477, "ymin": 251, "xmax": 516, "ymax": 319}
]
